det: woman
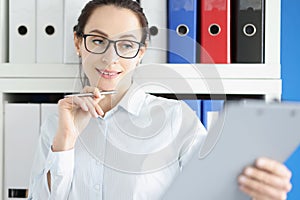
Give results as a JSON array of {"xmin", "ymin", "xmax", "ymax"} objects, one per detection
[{"xmin": 29, "ymin": 0, "xmax": 292, "ymax": 199}]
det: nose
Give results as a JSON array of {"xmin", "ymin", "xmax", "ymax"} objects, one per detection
[{"xmin": 102, "ymin": 43, "xmax": 119, "ymax": 64}]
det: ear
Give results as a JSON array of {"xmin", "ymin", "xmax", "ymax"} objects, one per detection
[
  {"xmin": 137, "ymin": 44, "xmax": 147, "ymax": 63},
  {"xmin": 74, "ymin": 32, "xmax": 82, "ymax": 56}
]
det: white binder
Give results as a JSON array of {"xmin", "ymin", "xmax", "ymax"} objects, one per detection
[
  {"xmin": 4, "ymin": 104, "xmax": 40, "ymax": 199},
  {"xmin": 140, "ymin": 0, "xmax": 167, "ymax": 63},
  {"xmin": 9, "ymin": 0, "xmax": 36, "ymax": 63},
  {"xmin": 0, "ymin": 0, "xmax": 8, "ymax": 63},
  {"xmin": 36, "ymin": 0, "xmax": 64, "ymax": 63},
  {"xmin": 63, "ymin": 0, "xmax": 90, "ymax": 64}
]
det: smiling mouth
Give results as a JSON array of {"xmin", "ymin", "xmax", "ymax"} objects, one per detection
[{"xmin": 96, "ymin": 69, "xmax": 122, "ymax": 79}]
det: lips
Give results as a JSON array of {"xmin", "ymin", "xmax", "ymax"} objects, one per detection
[{"xmin": 96, "ymin": 68, "xmax": 122, "ymax": 79}]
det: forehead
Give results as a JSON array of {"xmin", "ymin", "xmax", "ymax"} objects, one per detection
[{"xmin": 84, "ymin": 5, "xmax": 142, "ymax": 39}]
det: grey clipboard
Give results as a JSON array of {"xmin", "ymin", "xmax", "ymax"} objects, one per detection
[{"xmin": 163, "ymin": 101, "xmax": 300, "ymax": 200}]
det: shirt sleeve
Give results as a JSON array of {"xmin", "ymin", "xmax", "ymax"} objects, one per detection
[
  {"xmin": 28, "ymin": 115, "xmax": 75, "ymax": 200},
  {"xmin": 176, "ymin": 101, "xmax": 208, "ymax": 170}
]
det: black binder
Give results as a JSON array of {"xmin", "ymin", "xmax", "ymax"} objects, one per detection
[{"xmin": 231, "ymin": 0, "xmax": 265, "ymax": 63}]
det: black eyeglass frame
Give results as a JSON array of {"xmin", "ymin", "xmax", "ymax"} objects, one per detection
[{"xmin": 80, "ymin": 33, "xmax": 145, "ymax": 59}]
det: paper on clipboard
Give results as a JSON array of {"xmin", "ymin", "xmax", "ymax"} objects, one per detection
[{"xmin": 164, "ymin": 101, "xmax": 300, "ymax": 200}]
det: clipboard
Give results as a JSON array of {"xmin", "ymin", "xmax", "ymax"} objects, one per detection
[{"xmin": 163, "ymin": 101, "xmax": 300, "ymax": 199}]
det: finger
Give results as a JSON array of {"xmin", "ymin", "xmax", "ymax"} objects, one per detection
[
  {"xmin": 238, "ymin": 175, "xmax": 288, "ymax": 200},
  {"xmin": 243, "ymin": 167, "xmax": 292, "ymax": 192},
  {"xmin": 239, "ymin": 185, "xmax": 272, "ymax": 200},
  {"xmin": 255, "ymin": 157, "xmax": 292, "ymax": 179},
  {"xmin": 82, "ymin": 86, "xmax": 96, "ymax": 93},
  {"xmin": 72, "ymin": 96, "xmax": 89, "ymax": 112},
  {"xmin": 60, "ymin": 96, "xmax": 88, "ymax": 112},
  {"xmin": 85, "ymin": 97, "xmax": 102, "ymax": 118},
  {"xmin": 87, "ymin": 96, "xmax": 104, "ymax": 116}
]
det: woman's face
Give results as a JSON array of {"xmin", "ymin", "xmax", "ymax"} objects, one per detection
[{"xmin": 75, "ymin": 5, "xmax": 146, "ymax": 91}]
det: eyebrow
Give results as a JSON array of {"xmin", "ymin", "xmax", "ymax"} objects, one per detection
[
  {"xmin": 119, "ymin": 34, "xmax": 137, "ymax": 40},
  {"xmin": 89, "ymin": 29, "xmax": 138, "ymax": 40},
  {"xmin": 89, "ymin": 29, "xmax": 108, "ymax": 37}
]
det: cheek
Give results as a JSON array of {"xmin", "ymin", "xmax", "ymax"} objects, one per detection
[{"xmin": 121, "ymin": 59, "xmax": 139, "ymax": 71}]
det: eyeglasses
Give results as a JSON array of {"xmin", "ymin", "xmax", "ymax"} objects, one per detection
[{"xmin": 81, "ymin": 34, "xmax": 144, "ymax": 59}]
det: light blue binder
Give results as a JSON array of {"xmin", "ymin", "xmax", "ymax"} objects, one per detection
[
  {"xmin": 183, "ymin": 100, "xmax": 201, "ymax": 119},
  {"xmin": 168, "ymin": 0, "xmax": 198, "ymax": 63},
  {"xmin": 201, "ymin": 100, "xmax": 224, "ymax": 129}
]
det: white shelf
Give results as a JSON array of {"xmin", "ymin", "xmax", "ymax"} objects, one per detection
[
  {"xmin": 0, "ymin": 63, "xmax": 280, "ymax": 79},
  {"xmin": 0, "ymin": 64, "xmax": 281, "ymax": 99}
]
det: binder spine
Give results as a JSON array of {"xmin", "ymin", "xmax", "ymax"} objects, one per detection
[
  {"xmin": 200, "ymin": 0, "xmax": 231, "ymax": 64},
  {"xmin": 168, "ymin": 0, "xmax": 198, "ymax": 63},
  {"xmin": 232, "ymin": 0, "xmax": 265, "ymax": 63},
  {"xmin": 140, "ymin": 0, "xmax": 167, "ymax": 63}
]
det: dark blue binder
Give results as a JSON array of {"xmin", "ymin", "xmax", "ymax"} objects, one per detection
[
  {"xmin": 201, "ymin": 100, "xmax": 224, "ymax": 129},
  {"xmin": 168, "ymin": 0, "xmax": 198, "ymax": 63}
]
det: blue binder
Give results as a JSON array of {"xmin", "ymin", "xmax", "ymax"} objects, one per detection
[
  {"xmin": 168, "ymin": 0, "xmax": 198, "ymax": 63},
  {"xmin": 183, "ymin": 100, "xmax": 201, "ymax": 119},
  {"xmin": 285, "ymin": 146, "xmax": 300, "ymax": 200},
  {"xmin": 201, "ymin": 100, "xmax": 224, "ymax": 129}
]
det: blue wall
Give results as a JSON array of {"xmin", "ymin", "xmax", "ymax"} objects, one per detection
[
  {"xmin": 281, "ymin": 1, "xmax": 300, "ymax": 199},
  {"xmin": 281, "ymin": 0, "xmax": 300, "ymax": 101}
]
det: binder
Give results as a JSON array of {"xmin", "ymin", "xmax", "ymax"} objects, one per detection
[
  {"xmin": 168, "ymin": 0, "xmax": 198, "ymax": 63},
  {"xmin": 64, "ymin": 0, "xmax": 90, "ymax": 64},
  {"xmin": 201, "ymin": 100, "xmax": 224, "ymax": 130},
  {"xmin": 200, "ymin": 0, "xmax": 231, "ymax": 64},
  {"xmin": 0, "ymin": 0, "xmax": 7, "ymax": 63},
  {"xmin": 140, "ymin": 0, "xmax": 167, "ymax": 63},
  {"xmin": 183, "ymin": 100, "xmax": 201, "ymax": 119},
  {"xmin": 231, "ymin": 0, "xmax": 265, "ymax": 63},
  {"xmin": 4, "ymin": 104, "xmax": 40, "ymax": 198},
  {"xmin": 36, "ymin": 0, "xmax": 64, "ymax": 63},
  {"xmin": 9, "ymin": 0, "xmax": 36, "ymax": 63},
  {"xmin": 285, "ymin": 146, "xmax": 300, "ymax": 199}
]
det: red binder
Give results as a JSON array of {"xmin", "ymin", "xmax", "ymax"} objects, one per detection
[{"xmin": 200, "ymin": 0, "xmax": 231, "ymax": 64}]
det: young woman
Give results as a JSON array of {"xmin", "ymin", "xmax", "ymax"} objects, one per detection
[{"xmin": 29, "ymin": 0, "xmax": 292, "ymax": 199}]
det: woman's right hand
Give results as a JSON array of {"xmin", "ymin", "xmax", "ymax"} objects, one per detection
[{"xmin": 52, "ymin": 86, "xmax": 105, "ymax": 152}]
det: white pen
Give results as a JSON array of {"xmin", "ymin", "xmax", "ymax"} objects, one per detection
[{"xmin": 64, "ymin": 90, "xmax": 117, "ymax": 98}]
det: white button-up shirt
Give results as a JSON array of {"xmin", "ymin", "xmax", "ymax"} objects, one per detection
[{"xmin": 28, "ymin": 84, "xmax": 207, "ymax": 200}]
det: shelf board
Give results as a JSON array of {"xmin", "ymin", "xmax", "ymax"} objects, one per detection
[
  {"xmin": 0, "ymin": 63, "xmax": 280, "ymax": 79},
  {"xmin": 0, "ymin": 77, "xmax": 281, "ymax": 96}
]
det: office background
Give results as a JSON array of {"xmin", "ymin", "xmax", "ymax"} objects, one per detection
[
  {"xmin": 0, "ymin": 0, "xmax": 299, "ymax": 199},
  {"xmin": 281, "ymin": 0, "xmax": 300, "ymax": 102},
  {"xmin": 281, "ymin": 1, "xmax": 300, "ymax": 199}
]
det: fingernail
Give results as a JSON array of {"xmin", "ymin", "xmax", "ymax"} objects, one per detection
[
  {"xmin": 245, "ymin": 168, "xmax": 253, "ymax": 176},
  {"xmin": 256, "ymin": 158, "xmax": 266, "ymax": 167},
  {"xmin": 238, "ymin": 175, "xmax": 247, "ymax": 184},
  {"xmin": 83, "ymin": 105, "xmax": 89, "ymax": 111}
]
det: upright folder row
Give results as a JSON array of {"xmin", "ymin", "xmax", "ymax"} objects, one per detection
[
  {"xmin": 142, "ymin": 0, "xmax": 265, "ymax": 64},
  {"xmin": 183, "ymin": 99, "xmax": 224, "ymax": 130},
  {"xmin": 9, "ymin": 0, "xmax": 90, "ymax": 64},
  {"xmin": 9, "ymin": 0, "xmax": 264, "ymax": 64}
]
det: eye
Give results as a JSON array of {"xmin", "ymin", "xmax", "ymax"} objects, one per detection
[
  {"xmin": 92, "ymin": 38, "xmax": 105, "ymax": 45},
  {"xmin": 121, "ymin": 42, "xmax": 134, "ymax": 49}
]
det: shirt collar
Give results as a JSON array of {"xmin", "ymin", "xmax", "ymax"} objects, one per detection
[{"xmin": 118, "ymin": 82, "xmax": 147, "ymax": 116}]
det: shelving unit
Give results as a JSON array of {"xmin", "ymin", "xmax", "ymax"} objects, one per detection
[{"xmin": 0, "ymin": 0, "xmax": 281, "ymax": 199}]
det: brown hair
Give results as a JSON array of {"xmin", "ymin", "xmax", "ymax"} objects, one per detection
[{"xmin": 74, "ymin": 0, "xmax": 149, "ymax": 44}]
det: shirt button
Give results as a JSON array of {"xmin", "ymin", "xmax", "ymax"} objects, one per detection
[{"xmin": 94, "ymin": 184, "xmax": 101, "ymax": 191}]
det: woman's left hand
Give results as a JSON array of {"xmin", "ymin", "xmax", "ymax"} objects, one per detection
[{"xmin": 238, "ymin": 157, "xmax": 292, "ymax": 200}]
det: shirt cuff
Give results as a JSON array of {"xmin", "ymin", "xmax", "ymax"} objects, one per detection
[{"xmin": 45, "ymin": 147, "xmax": 74, "ymax": 175}]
